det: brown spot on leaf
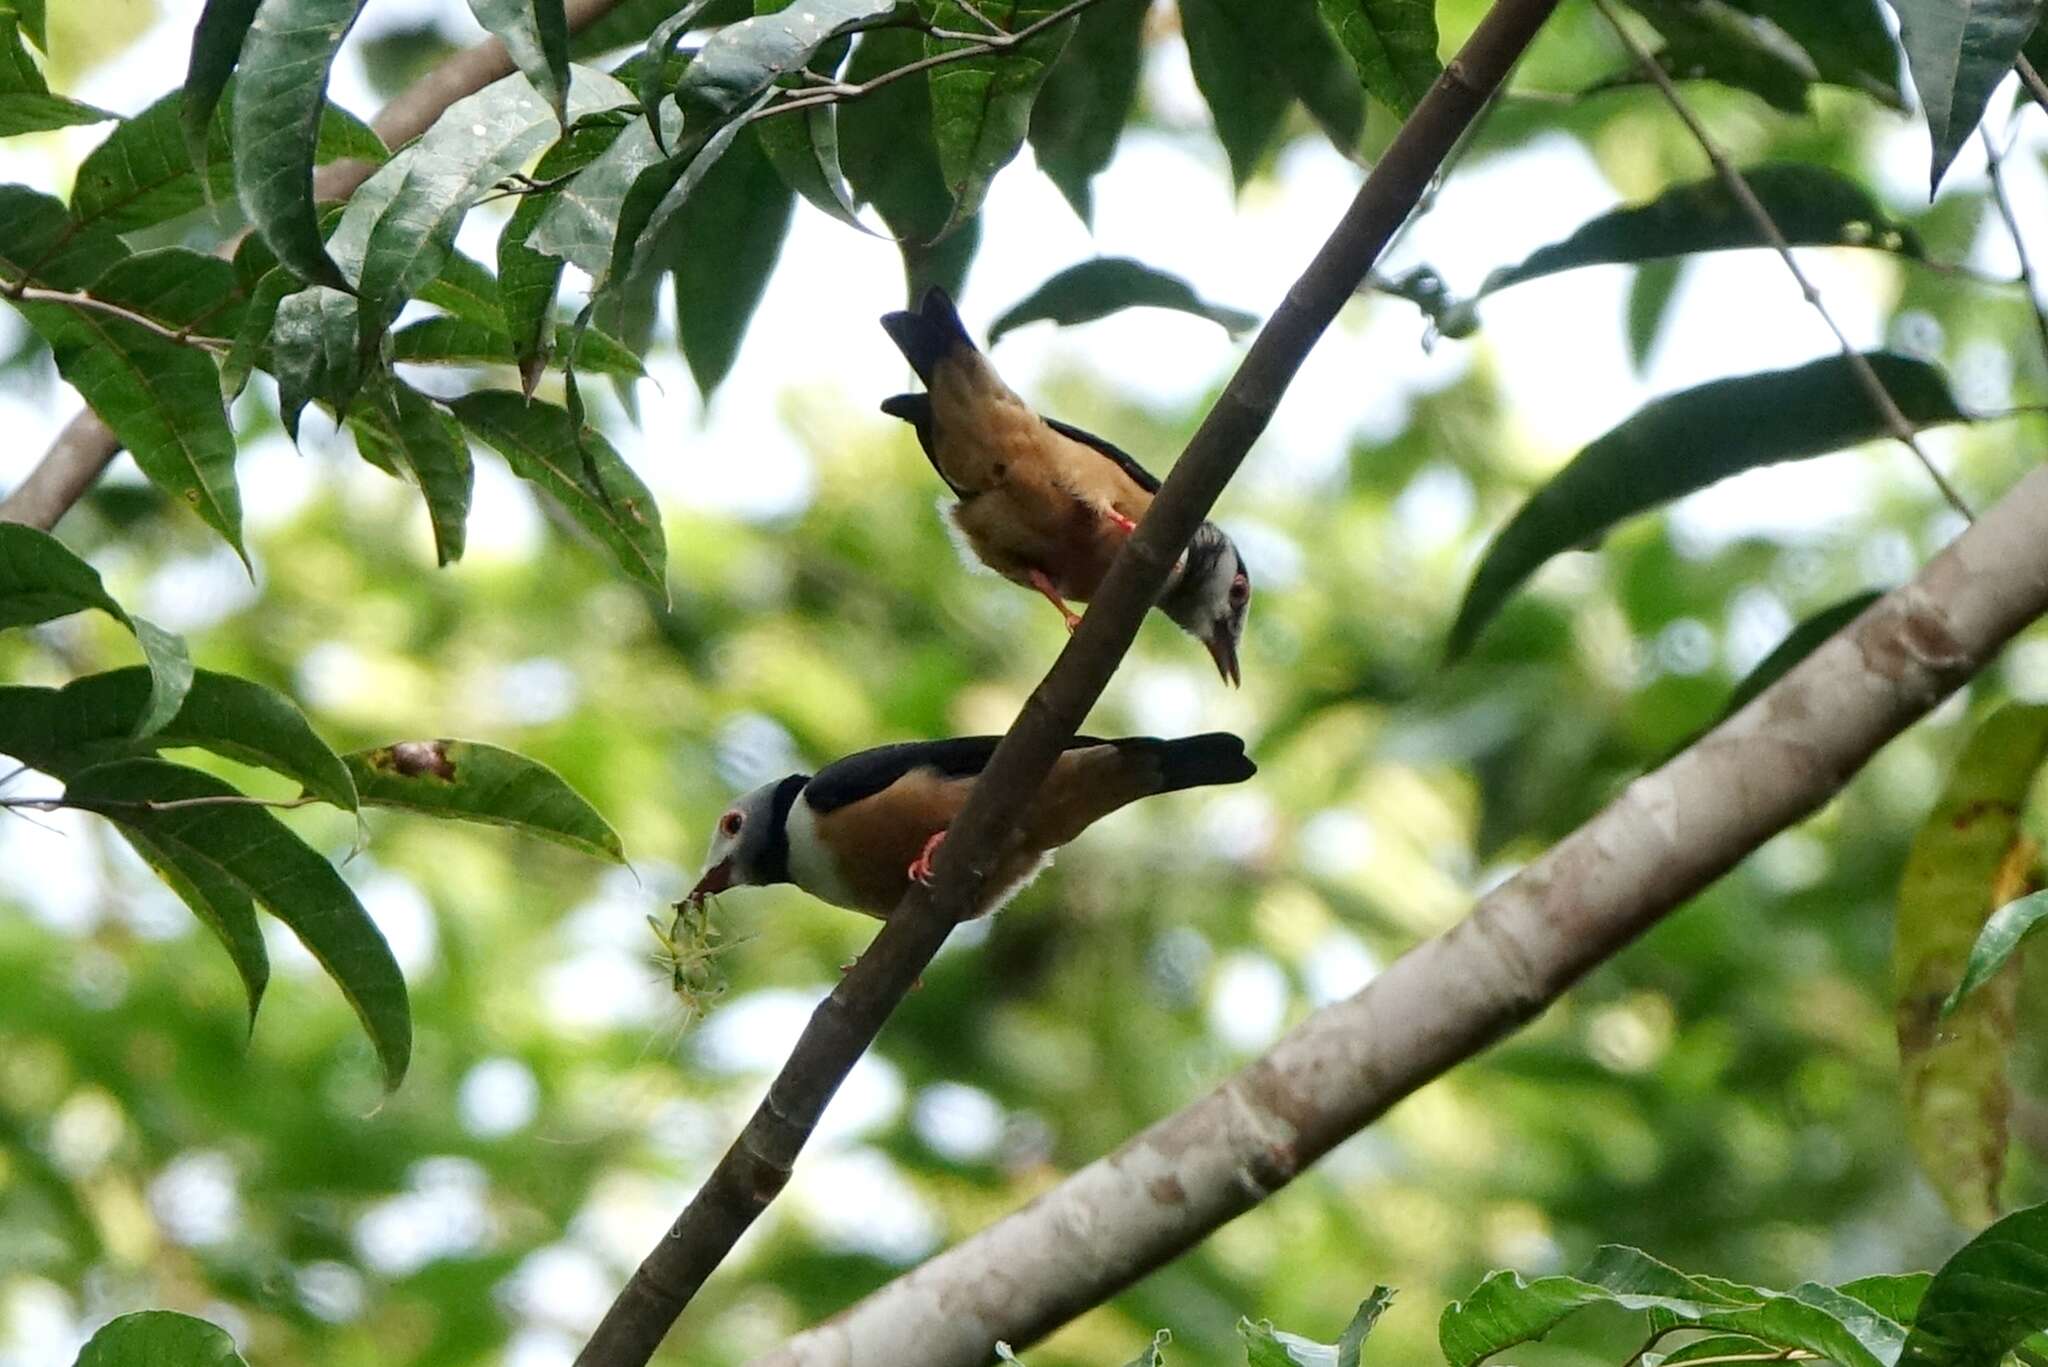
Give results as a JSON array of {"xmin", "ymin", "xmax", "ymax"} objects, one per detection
[{"xmin": 371, "ymin": 740, "xmax": 458, "ymax": 782}]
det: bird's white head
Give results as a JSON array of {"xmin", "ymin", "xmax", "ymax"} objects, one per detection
[
  {"xmin": 686, "ymin": 773, "xmax": 808, "ymax": 905},
  {"xmin": 1161, "ymin": 523, "xmax": 1251, "ymax": 687}
]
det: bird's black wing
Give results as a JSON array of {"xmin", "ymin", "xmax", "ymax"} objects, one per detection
[
  {"xmin": 1043, "ymin": 416, "xmax": 1162, "ymax": 494},
  {"xmin": 805, "ymin": 735, "xmax": 1106, "ymax": 814},
  {"xmin": 879, "ymin": 393, "xmax": 972, "ymax": 498}
]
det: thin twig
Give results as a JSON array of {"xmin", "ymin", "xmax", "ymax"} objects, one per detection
[
  {"xmin": 1980, "ymin": 122, "xmax": 2048, "ymax": 380},
  {"xmin": 949, "ymin": 0, "xmax": 1007, "ymax": 36},
  {"xmin": 1, "ymin": 794, "xmax": 321, "ymax": 815},
  {"xmin": 2019, "ymin": 54, "xmax": 2048, "ymax": 111},
  {"xmin": 1589, "ymin": 0, "xmax": 1975, "ymax": 521},
  {"xmin": 7, "ymin": 287, "xmax": 231, "ymax": 353}
]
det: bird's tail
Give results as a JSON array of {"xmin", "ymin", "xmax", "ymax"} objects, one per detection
[
  {"xmin": 1125, "ymin": 733, "xmax": 1257, "ymax": 794},
  {"xmin": 879, "ymin": 286, "xmax": 976, "ymax": 384}
]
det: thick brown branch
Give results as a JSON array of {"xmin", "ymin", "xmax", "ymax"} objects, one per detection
[
  {"xmin": 0, "ymin": 0, "xmax": 632, "ymax": 533},
  {"xmin": 1588, "ymin": 0, "xmax": 1974, "ymax": 521},
  {"xmin": 571, "ymin": 2, "xmax": 1562, "ymax": 1365},
  {"xmin": 754, "ymin": 462, "xmax": 2048, "ymax": 1367}
]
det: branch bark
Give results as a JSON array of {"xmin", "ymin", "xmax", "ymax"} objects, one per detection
[
  {"xmin": 0, "ymin": 0, "xmax": 631, "ymax": 533},
  {"xmin": 755, "ymin": 462, "xmax": 2048, "ymax": 1367},
  {"xmin": 571, "ymin": 2, "xmax": 1562, "ymax": 1364}
]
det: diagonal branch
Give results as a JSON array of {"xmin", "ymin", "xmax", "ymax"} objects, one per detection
[
  {"xmin": 0, "ymin": 0, "xmax": 634, "ymax": 534},
  {"xmin": 752, "ymin": 451, "xmax": 2048, "ymax": 1367},
  {"xmin": 1980, "ymin": 122, "xmax": 2048, "ymax": 381},
  {"xmin": 1588, "ymin": 0, "xmax": 1974, "ymax": 522},
  {"xmin": 569, "ymin": 3, "xmax": 1563, "ymax": 1366}
]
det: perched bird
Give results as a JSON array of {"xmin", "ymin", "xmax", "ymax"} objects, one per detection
[
  {"xmin": 878, "ymin": 288, "xmax": 1252, "ymax": 686},
  {"xmin": 685, "ymin": 732, "xmax": 1255, "ymax": 918}
]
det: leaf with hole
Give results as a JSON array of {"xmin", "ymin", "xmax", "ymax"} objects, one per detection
[
  {"xmin": 73, "ymin": 1309, "xmax": 249, "ymax": 1367},
  {"xmin": 1446, "ymin": 354, "xmax": 1964, "ymax": 659},
  {"xmin": 344, "ymin": 738, "xmax": 624, "ymax": 861},
  {"xmin": 450, "ymin": 390, "xmax": 666, "ymax": 594},
  {"xmin": 66, "ymin": 758, "xmax": 411, "ymax": 1087},
  {"xmin": 1884, "ymin": 0, "xmax": 2044, "ymax": 193},
  {"xmin": 1316, "ymin": 0, "xmax": 1440, "ymax": 116},
  {"xmin": 990, "ymin": 257, "xmax": 1256, "ymax": 343}
]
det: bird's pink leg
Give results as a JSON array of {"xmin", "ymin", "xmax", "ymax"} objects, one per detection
[
  {"xmin": 907, "ymin": 830, "xmax": 947, "ymax": 885},
  {"xmin": 1025, "ymin": 570, "xmax": 1083, "ymax": 632},
  {"xmin": 1103, "ymin": 507, "xmax": 1138, "ymax": 536}
]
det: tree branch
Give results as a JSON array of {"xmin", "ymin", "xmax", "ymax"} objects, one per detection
[
  {"xmin": 570, "ymin": 4, "xmax": 1562, "ymax": 1366},
  {"xmin": 753, "ymin": 464, "xmax": 2048, "ymax": 1367},
  {"xmin": 2, "ymin": 287, "xmax": 232, "ymax": 352},
  {"xmin": 1980, "ymin": 122, "xmax": 2048, "ymax": 381},
  {"xmin": 0, "ymin": 0, "xmax": 633, "ymax": 533},
  {"xmin": 1588, "ymin": 0, "xmax": 1975, "ymax": 521}
]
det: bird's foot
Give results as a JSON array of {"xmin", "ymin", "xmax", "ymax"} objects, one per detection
[
  {"xmin": 1026, "ymin": 570, "xmax": 1083, "ymax": 633},
  {"xmin": 907, "ymin": 830, "xmax": 947, "ymax": 885},
  {"xmin": 1104, "ymin": 508, "xmax": 1138, "ymax": 536}
]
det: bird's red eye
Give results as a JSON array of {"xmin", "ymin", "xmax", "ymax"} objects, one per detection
[
  {"xmin": 1229, "ymin": 573, "xmax": 1249, "ymax": 604},
  {"xmin": 720, "ymin": 811, "xmax": 743, "ymax": 837}
]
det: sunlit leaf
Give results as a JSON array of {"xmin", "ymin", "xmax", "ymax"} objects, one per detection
[
  {"xmin": 926, "ymin": 0, "xmax": 1075, "ymax": 230},
  {"xmin": 1943, "ymin": 891, "xmax": 2048, "ymax": 1017},
  {"xmin": 1315, "ymin": 0, "xmax": 1440, "ymax": 116},
  {"xmin": 344, "ymin": 739, "xmax": 625, "ymax": 861},
  {"xmin": 65, "ymin": 758, "xmax": 412, "ymax": 1089},
  {"xmin": 1884, "ymin": 0, "xmax": 2044, "ymax": 193},
  {"xmin": 1447, "ymin": 354, "xmax": 1964, "ymax": 658},
  {"xmin": 1896, "ymin": 704, "xmax": 2048, "ymax": 1225},
  {"xmin": 1026, "ymin": 0, "xmax": 1144, "ymax": 221},
  {"xmin": 989, "ymin": 257, "xmax": 1257, "ymax": 342},
  {"xmin": 1899, "ymin": 1201, "xmax": 2048, "ymax": 1365},
  {"xmin": 0, "ymin": 17, "xmax": 113, "ymax": 134},
  {"xmin": 449, "ymin": 390, "xmax": 667, "ymax": 594},
  {"xmin": 73, "ymin": 1309, "xmax": 249, "ymax": 1367},
  {"xmin": 467, "ymin": 0, "xmax": 571, "ymax": 122},
  {"xmin": 350, "ymin": 378, "xmax": 475, "ymax": 567},
  {"xmin": 1440, "ymin": 1254, "xmax": 1730, "ymax": 1367}
]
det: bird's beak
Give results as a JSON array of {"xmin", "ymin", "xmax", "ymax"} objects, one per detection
[
  {"xmin": 1205, "ymin": 627, "xmax": 1242, "ymax": 688},
  {"xmin": 686, "ymin": 860, "xmax": 734, "ymax": 906}
]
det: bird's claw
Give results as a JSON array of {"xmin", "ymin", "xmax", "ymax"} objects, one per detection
[
  {"xmin": 907, "ymin": 831, "xmax": 947, "ymax": 885},
  {"xmin": 1105, "ymin": 508, "xmax": 1138, "ymax": 536}
]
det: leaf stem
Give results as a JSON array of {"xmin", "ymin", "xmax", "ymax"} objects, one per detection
[
  {"xmin": 1588, "ymin": 0, "xmax": 1975, "ymax": 522},
  {"xmin": 2, "ymin": 793, "xmax": 322, "ymax": 814},
  {"xmin": 1979, "ymin": 122, "xmax": 2048, "ymax": 382},
  {"xmin": 2018, "ymin": 54, "xmax": 2048, "ymax": 111},
  {"xmin": 5, "ymin": 286, "xmax": 232, "ymax": 353}
]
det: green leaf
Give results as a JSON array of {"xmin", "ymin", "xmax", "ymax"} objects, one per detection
[
  {"xmin": 0, "ymin": 667, "xmax": 355, "ymax": 808},
  {"xmin": 679, "ymin": 0, "xmax": 898, "ymax": 119},
  {"xmin": 571, "ymin": 0, "xmax": 748, "ymax": 55},
  {"xmin": 1944, "ymin": 891, "xmax": 2048, "ymax": 1016},
  {"xmin": 1622, "ymin": 0, "xmax": 1818, "ymax": 113},
  {"xmin": 1657, "ymin": 1334, "xmax": 1776, "ymax": 1365},
  {"xmin": 345, "ymin": 739, "xmax": 624, "ymax": 861},
  {"xmin": 1677, "ymin": 1281, "xmax": 1904, "ymax": 1367},
  {"xmin": 74, "ymin": 83, "xmax": 387, "ymax": 238},
  {"xmin": 1440, "ymin": 1261, "xmax": 1728, "ymax": 1367},
  {"xmin": 391, "ymin": 315, "xmax": 644, "ymax": 377},
  {"xmin": 1315, "ymin": 0, "xmax": 1441, "ymax": 116},
  {"xmin": 1120, "ymin": 1329, "xmax": 1171, "ymax": 1367},
  {"xmin": 1179, "ymin": 0, "xmax": 1289, "ymax": 189},
  {"xmin": 0, "ymin": 184, "xmax": 130, "ymax": 289},
  {"xmin": 638, "ymin": 0, "xmax": 721, "ymax": 135},
  {"xmin": 449, "ymin": 390, "xmax": 667, "ymax": 593},
  {"xmin": 840, "ymin": 25, "xmax": 978, "ymax": 294},
  {"xmin": 0, "ymin": 526, "xmax": 193, "ymax": 735},
  {"xmin": 223, "ymin": 264, "xmax": 293, "ymax": 399},
  {"xmin": 468, "ymin": 0, "xmax": 571, "ymax": 122},
  {"xmin": 2, "ymin": 0, "xmax": 43, "ymax": 51},
  {"xmin": 927, "ymin": 0, "xmax": 1075, "ymax": 230},
  {"xmin": 1444, "ymin": 165, "xmax": 1921, "ymax": 335},
  {"xmin": 530, "ymin": 109, "xmax": 672, "ymax": 280},
  {"xmin": 1625, "ymin": 258, "xmax": 1684, "ymax": 372},
  {"xmin": 0, "ymin": 17, "xmax": 113, "ymax": 134},
  {"xmin": 122, "ymin": 824, "xmax": 270, "ymax": 1031},
  {"xmin": 990, "ymin": 257, "xmax": 1257, "ymax": 343},
  {"xmin": 1026, "ymin": 0, "xmax": 1144, "ymax": 221},
  {"xmin": 231, "ymin": 0, "xmax": 368, "ymax": 289},
  {"xmin": 1884, "ymin": 0, "xmax": 2044, "ymax": 193},
  {"xmin": 415, "ymin": 248, "xmax": 508, "ymax": 329},
  {"xmin": 73, "ymin": 1309, "xmax": 249, "ymax": 1367},
  {"xmin": 1715, "ymin": 591, "xmax": 1883, "ymax": 723},
  {"xmin": 1240, "ymin": 1288, "xmax": 1394, "ymax": 1367},
  {"xmin": 270, "ymin": 284, "xmax": 365, "ymax": 438},
  {"xmin": 1899, "ymin": 1201, "xmax": 2048, "ymax": 1366},
  {"xmin": 13, "ymin": 278, "xmax": 246, "ymax": 563},
  {"xmin": 66, "ymin": 758, "xmax": 412, "ymax": 1088},
  {"xmin": 751, "ymin": 0, "xmax": 866, "ymax": 230},
  {"xmin": 183, "ymin": 0, "xmax": 262, "ymax": 174},
  {"xmin": 1726, "ymin": 0, "xmax": 1903, "ymax": 107},
  {"xmin": 1839, "ymin": 1273, "xmax": 1933, "ymax": 1326},
  {"xmin": 671, "ymin": 122, "xmax": 792, "ymax": 398},
  {"xmin": 1446, "ymin": 354, "xmax": 1964, "ymax": 658},
  {"xmin": 1896, "ymin": 704, "xmax": 2048, "ymax": 1225},
  {"xmin": 615, "ymin": 100, "xmax": 770, "ymax": 286},
  {"xmin": 349, "ymin": 378, "xmax": 475, "ymax": 566},
  {"xmin": 84, "ymin": 248, "xmax": 247, "ymax": 342},
  {"xmin": 500, "ymin": 116, "xmax": 622, "ymax": 391}
]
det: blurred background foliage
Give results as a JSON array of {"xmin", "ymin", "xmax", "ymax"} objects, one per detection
[{"xmin": 5, "ymin": 0, "xmax": 2048, "ymax": 1364}]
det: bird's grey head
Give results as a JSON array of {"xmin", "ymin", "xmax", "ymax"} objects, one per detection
[
  {"xmin": 686, "ymin": 773, "xmax": 808, "ymax": 904},
  {"xmin": 1160, "ymin": 522, "xmax": 1250, "ymax": 687}
]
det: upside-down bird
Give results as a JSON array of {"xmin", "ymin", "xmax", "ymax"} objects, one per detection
[
  {"xmin": 685, "ymin": 733, "xmax": 1256, "ymax": 918},
  {"xmin": 878, "ymin": 287, "xmax": 1252, "ymax": 686}
]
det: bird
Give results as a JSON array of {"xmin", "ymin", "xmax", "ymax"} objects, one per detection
[
  {"xmin": 684, "ymin": 732, "xmax": 1256, "ymax": 918},
  {"xmin": 877, "ymin": 287, "xmax": 1252, "ymax": 686}
]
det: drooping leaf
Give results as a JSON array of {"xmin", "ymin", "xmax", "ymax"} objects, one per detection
[
  {"xmin": 0, "ymin": 184, "xmax": 130, "ymax": 289},
  {"xmin": 1446, "ymin": 354, "xmax": 1964, "ymax": 658},
  {"xmin": 840, "ymin": 24, "xmax": 978, "ymax": 295},
  {"xmin": 1715, "ymin": 591, "xmax": 1884, "ymax": 723},
  {"xmin": 1899, "ymin": 1202, "xmax": 2048, "ymax": 1366},
  {"xmin": 230, "ymin": 0, "xmax": 369, "ymax": 289},
  {"xmin": 0, "ymin": 17, "xmax": 113, "ymax": 134},
  {"xmin": 344, "ymin": 738, "xmax": 624, "ymax": 860},
  {"xmin": 223, "ymin": 264, "xmax": 293, "ymax": 399},
  {"xmin": 0, "ymin": 526, "xmax": 194, "ymax": 735},
  {"xmin": 1726, "ymin": 0, "xmax": 1903, "ymax": 107},
  {"xmin": 349, "ymin": 378, "xmax": 475, "ymax": 566},
  {"xmin": 1443, "ymin": 165, "xmax": 1922, "ymax": 336},
  {"xmin": 1896, "ymin": 704, "xmax": 2048, "ymax": 1225},
  {"xmin": 1622, "ymin": 0, "xmax": 1818, "ymax": 113},
  {"xmin": 530, "ymin": 107, "xmax": 674, "ymax": 280},
  {"xmin": 749, "ymin": 0, "xmax": 865, "ymax": 230},
  {"xmin": 1625, "ymin": 257, "xmax": 1684, "ymax": 372},
  {"xmin": 927, "ymin": 0, "xmax": 1076, "ymax": 230},
  {"xmin": 637, "ymin": 0, "xmax": 721, "ymax": 135},
  {"xmin": 390, "ymin": 314, "xmax": 644, "ymax": 377},
  {"xmin": 670, "ymin": 122, "xmax": 792, "ymax": 398},
  {"xmin": 75, "ymin": 83, "xmax": 385, "ymax": 238},
  {"xmin": 0, "ymin": 668, "xmax": 355, "ymax": 808},
  {"xmin": 182, "ymin": 0, "xmax": 262, "ymax": 173},
  {"xmin": 449, "ymin": 390, "xmax": 667, "ymax": 593},
  {"xmin": 1944, "ymin": 890, "xmax": 2048, "ymax": 1017},
  {"xmin": 73, "ymin": 1309, "xmax": 249, "ymax": 1367},
  {"xmin": 269, "ymin": 284, "xmax": 365, "ymax": 438},
  {"xmin": 1026, "ymin": 0, "xmax": 1145, "ymax": 221},
  {"xmin": 499, "ymin": 114, "xmax": 623, "ymax": 390},
  {"xmin": 65, "ymin": 758, "xmax": 412, "ymax": 1088},
  {"xmin": 1884, "ymin": 0, "xmax": 2044, "ymax": 193},
  {"xmin": 468, "ymin": 0, "xmax": 571, "ymax": 122},
  {"xmin": 990, "ymin": 256, "xmax": 1257, "ymax": 342},
  {"xmin": 122, "ymin": 823, "xmax": 270, "ymax": 1030},
  {"xmin": 1178, "ymin": 0, "xmax": 1290, "ymax": 189},
  {"xmin": 617, "ymin": 93, "xmax": 773, "ymax": 286},
  {"xmin": 2, "ymin": 0, "xmax": 43, "ymax": 51},
  {"xmin": 1316, "ymin": 0, "xmax": 1441, "ymax": 116}
]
